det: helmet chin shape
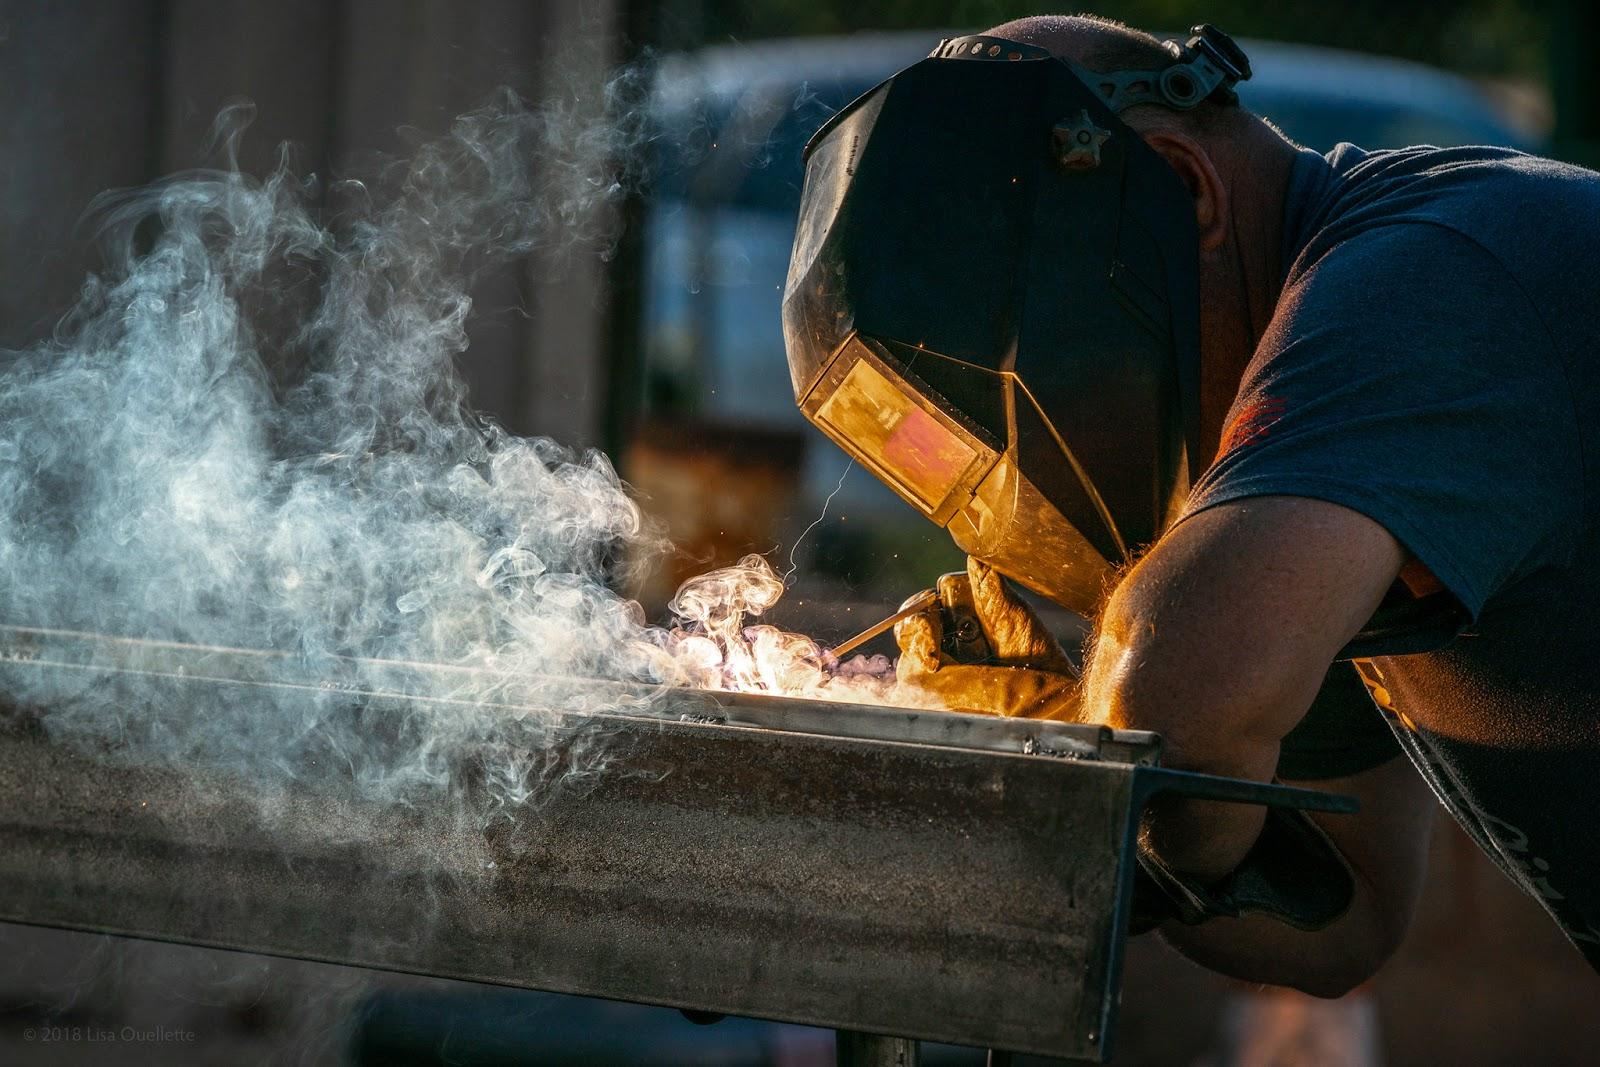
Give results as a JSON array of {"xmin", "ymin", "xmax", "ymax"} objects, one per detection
[{"xmin": 949, "ymin": 454, "xmax": 1120, "ymax": 619}]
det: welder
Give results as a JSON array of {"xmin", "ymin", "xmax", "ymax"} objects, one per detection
[{"xmin": 783, "ymin": 14, "xmax": 1600, "ymax": 994}]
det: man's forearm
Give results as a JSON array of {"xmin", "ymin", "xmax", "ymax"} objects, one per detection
[
  {"xmin": 1079, "ymin": 498, "xmax": 1403, "ymax": 878},
  {"xmin": 1082, "ymin": 566, "xmax": 1313, "ymax": 880},
  {"xmin": 1141, "ymin": 796, "xmax": 1271, "ymax": 882},
  {"xmin": 1154, "ymin": 761, "xmax": 1436, "ymax": 996},
  {"xmin": 1071, "ymin": 498, "xmax": 1423, "ymax": 990},
  {"xmin": 1159, "ymin": 887, "xmax": 1387, "ymax": 998}
]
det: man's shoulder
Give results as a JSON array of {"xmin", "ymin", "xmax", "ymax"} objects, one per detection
[
  {"xmin": 1294, "ymin": 144, "xmax": 1600, "ymax": 289},
  {"xmin": 1276, "ymin": 218, "xmax": 1529, "ymax": 349},
  {"xmin": 1323, "ymin": 142, "xmax": 1595, "ymax": 207}
]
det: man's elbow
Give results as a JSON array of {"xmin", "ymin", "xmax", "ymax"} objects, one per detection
[
  {"xmin": 1092, "ymin": 623, "xmax": 1288, "ymax": 779},
  {"xmin": 1087, "ymin": 595, "xmax": 1317, "ymax": 776}
]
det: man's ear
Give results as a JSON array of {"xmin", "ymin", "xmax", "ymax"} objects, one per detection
[{"xmin": 1141, "ymin": 130, "xmax": 1230, "ymax": 253}]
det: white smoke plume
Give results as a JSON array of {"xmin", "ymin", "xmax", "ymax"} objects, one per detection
[
  {"xmin": 0, "ymin": 80, "xmax": 937, "ymax": 814},
  {"xmin": 0, "ymin": 81, "xmax": 670, "ymax": 804}
]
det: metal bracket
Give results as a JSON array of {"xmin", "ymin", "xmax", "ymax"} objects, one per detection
[{"xmin": 1133, "ymin": 767, "xmax": 1360, "ymax": 815}]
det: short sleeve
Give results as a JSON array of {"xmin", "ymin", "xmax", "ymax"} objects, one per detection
[{"xmin": 1185, "ymin": 223, "xmax": 1579, "ymax": 620}]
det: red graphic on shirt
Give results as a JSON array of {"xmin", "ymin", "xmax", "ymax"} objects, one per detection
[{"xmin": 1217, "ymin": 394, "xmax": 1287, "ymax": 456}]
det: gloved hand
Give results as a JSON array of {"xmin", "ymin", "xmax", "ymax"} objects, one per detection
[{"xmin": 893, "ymin": 556, "xmax": 1081, "ymax": 720}]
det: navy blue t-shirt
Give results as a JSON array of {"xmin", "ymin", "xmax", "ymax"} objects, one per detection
[{"xmin": 1185, "ymin": 143, "xmax": 1600, "ymax": 968}]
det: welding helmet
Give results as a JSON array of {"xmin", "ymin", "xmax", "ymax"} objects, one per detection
[{"xmin": 783, "ymin": 27, "xmax": 1251, "ymax": 615}]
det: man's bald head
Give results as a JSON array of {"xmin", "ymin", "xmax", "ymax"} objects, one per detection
[{"xmin": 986, "ymin": 14, "xmax": 1173, "ymax": 71}]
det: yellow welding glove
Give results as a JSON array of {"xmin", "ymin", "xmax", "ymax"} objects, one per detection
[{"xmin": 894, "ymin": 557, "xmax": 1081, "ymax": 720}]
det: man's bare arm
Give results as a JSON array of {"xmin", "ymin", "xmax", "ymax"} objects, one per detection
[
  {"xmin": 1082, "ymin": 496, "xmax": 1432, "ymax": 988},
  {"xmin": 1161, "ymin": 757, "xmax": 1437, "ymax": 997}
]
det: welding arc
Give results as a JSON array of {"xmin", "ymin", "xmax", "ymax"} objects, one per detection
[{"xmin": 830, "ymin": 589, "xmax": 940, "ymax": 659}]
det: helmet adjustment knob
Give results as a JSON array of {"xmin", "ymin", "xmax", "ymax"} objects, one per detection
[{"xmin": 1051, "ymin": 110, "xmax": 1111, "ymax": 171}]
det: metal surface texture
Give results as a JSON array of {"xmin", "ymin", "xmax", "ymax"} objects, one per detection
[
  {"xmin": 838, "ymin": 1031, "xmax": 919, "ymax": 1066},
  {"xmin": 0, "ymin": 625, "xmax": 1353, "ymax": 1060}
]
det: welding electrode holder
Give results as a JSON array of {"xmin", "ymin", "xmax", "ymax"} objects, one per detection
[
  {"xmin": 841, "ymin": 572, "xmax": 997, "ymax": 665},
  {"xmin": 932, "ymin": 571, "xmax": 995, "ymax": 664}
]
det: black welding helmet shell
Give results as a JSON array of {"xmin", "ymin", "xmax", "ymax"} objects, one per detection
[{"xmin": 784, "ymin": 30, "xmax": 1246, "ymax": 615}]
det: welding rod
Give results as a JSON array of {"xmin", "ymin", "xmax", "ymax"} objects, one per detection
[{"xmin": 829, "ymin": 588, "xmax": 940, "ymax": 659}]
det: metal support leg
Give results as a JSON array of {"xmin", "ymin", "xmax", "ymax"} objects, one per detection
[{"xmin": 836, "ymin": 1030, "xmax": 919, "ymax": 1066}]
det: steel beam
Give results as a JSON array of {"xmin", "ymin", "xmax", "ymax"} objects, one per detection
[{"xmin": 0, "ymin": 625, "xmax": 1352, "ymax": 1061}]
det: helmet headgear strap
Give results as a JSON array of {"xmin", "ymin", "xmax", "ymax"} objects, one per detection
[{"xmin": 930, "ymin": 24, "xmax": 1253, "ymax": 113}]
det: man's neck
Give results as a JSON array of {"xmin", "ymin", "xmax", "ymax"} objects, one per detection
[
  {"xmin": 1233, "ymin": 124, "xmax": 1301, "ymax": 345},
  {"xmin": 1196, "ymin": 123, "xmax": 1301, "ymax": 463}
]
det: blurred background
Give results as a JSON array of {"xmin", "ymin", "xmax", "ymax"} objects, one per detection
[{"xmin": 3, "ymin": 0, "xmax": 1599, "ymax": 1062}]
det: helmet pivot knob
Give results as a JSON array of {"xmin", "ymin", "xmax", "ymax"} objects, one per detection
[{"xmin": 1051, "ymin": 110, "xmax": 1111, "ymax": 170}]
